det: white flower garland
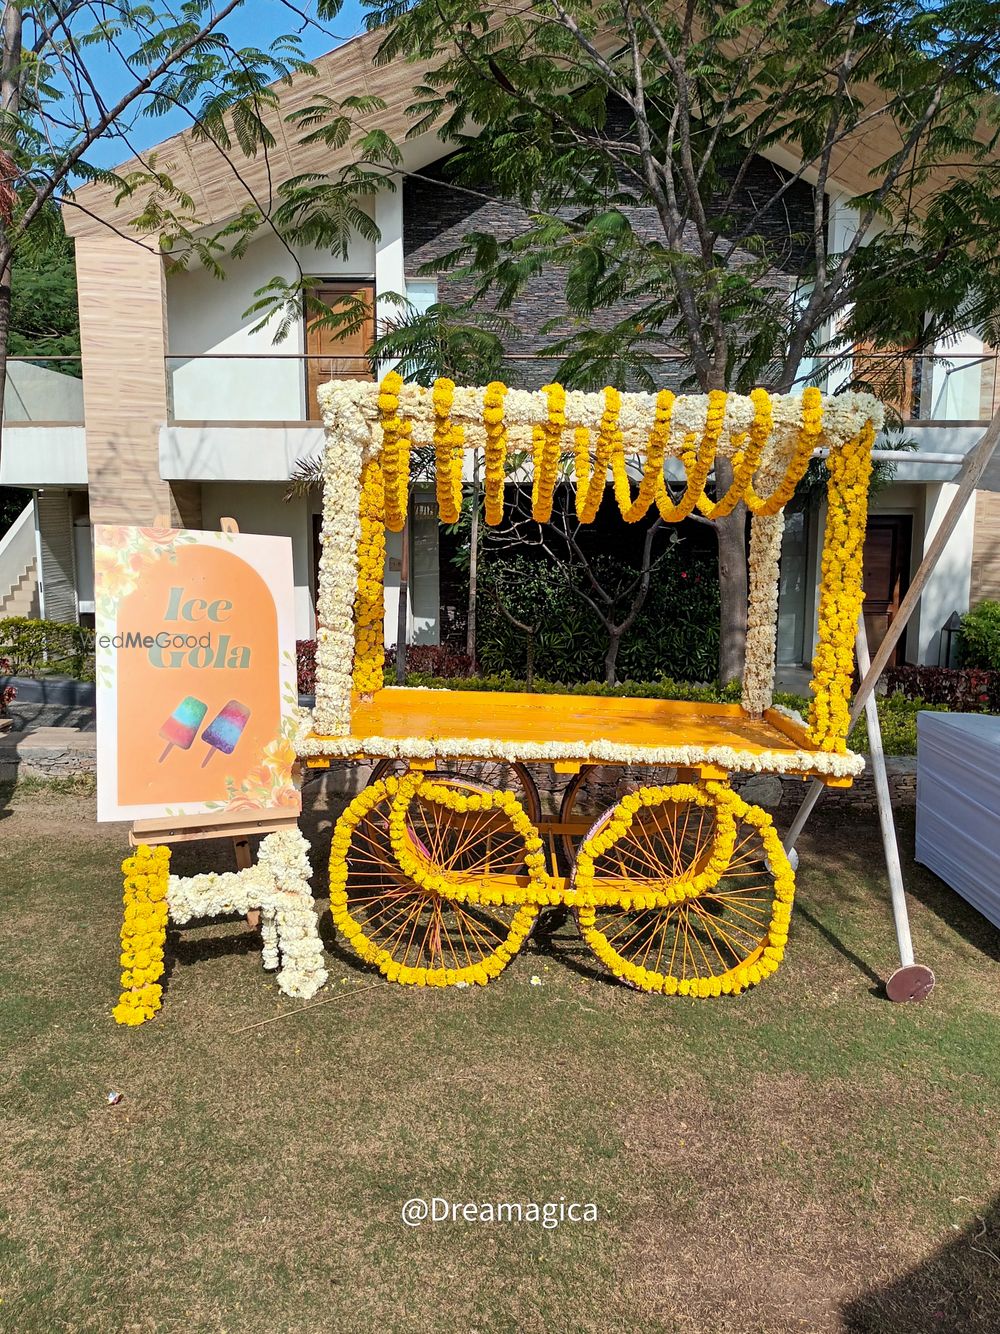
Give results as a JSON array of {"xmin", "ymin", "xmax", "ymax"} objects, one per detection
[
  {"xmin": 296, "ymin": 726, "xmax": 864, "ymax": 780},
  {"xmin": 166, "ymin": 829, "xmax": 327, "ymax": 1000},
  {"xmin": 741, "ymin": 449, "xmax": 788, "ymax": 716},
  {"xmin": 313, "ymin": 381, "xmax": 369, "ymax": 735}
]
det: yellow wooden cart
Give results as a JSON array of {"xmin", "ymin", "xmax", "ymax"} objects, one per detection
[{"xmin": 299, "ymin": 378, "xmax": 881, "ymax": 997}]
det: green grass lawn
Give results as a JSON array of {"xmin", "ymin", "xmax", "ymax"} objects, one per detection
[{"xmin": 1, "ymin": 779, "xmax": 998, "ymax": 1333}]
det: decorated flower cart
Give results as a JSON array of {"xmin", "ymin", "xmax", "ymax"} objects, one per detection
[{"xmin": 299, "ymin": 376, "xmax": 882, "ymax": 997}]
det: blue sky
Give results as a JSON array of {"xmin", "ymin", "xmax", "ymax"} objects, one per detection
[{"xmin": 80, "ymin": 1, "xmax": 369, "ymax": 170}]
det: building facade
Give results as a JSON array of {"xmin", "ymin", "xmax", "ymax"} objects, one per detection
[{"xmin": 2, "ymin": 27, "xmax": 999, "ymax": 672}]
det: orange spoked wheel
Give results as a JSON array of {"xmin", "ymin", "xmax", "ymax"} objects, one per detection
[
  {"xmin": 570, "ymin": 783, "xmax": 796, "ymax": 997},
  {"xmin": 557, "ymin": 764, "xmax": 678, "ymax": 866},
  {"xmin": 370, "ymin": 757, "xmax": 541, "ymax": 823},
  {"xmin": 328, "ymin": 775, "xmax": 544, "ymax": 987}
]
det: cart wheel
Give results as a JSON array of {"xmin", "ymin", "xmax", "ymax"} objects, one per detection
[
  {"xmin": 558, "ymin": 764, "xmax": 677, "ymax": 866},
  {"xmin": 571, "ymin": 785, "xmax": 795, "ymax": 997},
  {"xmin": 329, "ymin": 777, "xmax": 540, "ymax": 987},
  {"xmin": 370, "ymin": 757, "xmax": 541, "ymax": 823}
]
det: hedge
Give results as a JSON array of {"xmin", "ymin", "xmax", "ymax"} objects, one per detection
[
  {"xmin": 0, "ymin": 617, "xmax": 96, "ymax": 681},
  {"xmin": 885, "ymin": 664, "xmax": 1000, "ymax": 711}
]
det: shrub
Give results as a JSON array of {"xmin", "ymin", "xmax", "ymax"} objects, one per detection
[
  {"xmin": 885, "ymin": 664, "xmax": 1000, "ymax": 711},
  {"xmin": 959, "ymin": 599, "xmax": 1000, "ymax": 670},
  {"xmin": 384, "ymin": 644, "xmax": 473, "ymax": 678},
  {"xmin": 848, "ymin": 693, "xmax": 949, "ymax": 756},
  {"xmin": 0, "ymin": 617, "xmax": 95, "ymax": 680},
  {"xmin": 296, "ymin": 639, "xmax": 317, "ymax": 695},
  {"xmin": 295, "ymin": 641, "xmax": 474, "ymax": 695},
  {"xmin": 476, "ymin": 549, "xmax": 720, "ymax": 684},
  {"xmin": 0, "ymin": 654, "xmax": 15, "ymax": 715}
]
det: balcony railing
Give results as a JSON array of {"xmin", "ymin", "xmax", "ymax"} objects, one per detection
[
  {"xmin": 167, "ymin": 352, "xmax": 372, "ymax": 424},
  {"xmin": 164, "ymin": 349, "xmax": 1000, "ymax": 425},
  {"xmin": 800, "ymin": 350, "xmax": 998, "ymax": 424},
  {"xmin": 3, "ymin": 355, "xmax": 84, "ymax": 423}
]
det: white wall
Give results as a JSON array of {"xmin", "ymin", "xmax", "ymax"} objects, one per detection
[
  {"xmin": 200, "ymin": 482, "xmax": 318, "ymax": 638},
  {"xmin": 167, "ymin": 228, "xmax": 376, "ymax": 422},
  {"xmin": 914, "ymin": 483, "xmax": 976, "ymax": 664}
]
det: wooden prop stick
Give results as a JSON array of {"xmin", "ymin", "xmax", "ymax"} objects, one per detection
[{"xmin": 784, "ymin": 407, "xmax": 1000, "ymax": 859}]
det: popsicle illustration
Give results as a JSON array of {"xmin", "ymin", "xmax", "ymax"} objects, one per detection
[
  {"xmin": 158, "ymin": 696, "xmax": 208, "ymax": 762},
  {"xmin": 200, "ymin": 699, "xmax": 251, "ymax": 767}
]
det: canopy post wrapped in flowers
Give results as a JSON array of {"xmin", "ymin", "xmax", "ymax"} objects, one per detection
[{"xmin": 311, "ymin": 376, "xmax": 881, "ymax": 755}]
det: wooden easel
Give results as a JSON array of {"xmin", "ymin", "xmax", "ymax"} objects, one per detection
[{"xmin": 130, "ymin": 515, "xmax": 301, "ymax": 929}]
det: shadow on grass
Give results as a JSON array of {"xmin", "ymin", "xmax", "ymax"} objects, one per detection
[
  {"xmin": 794, "ymin": 902, "xmax": 886, "ymax": 990},
  {"xmin": 842, "ymin": 1194, "xmax": 1000, "ymax": 1331},
  {"xmin": 790, "ymin": 807, "xmax": 1000, "ymax": 966},
  {"xmin": 0, "ymin": 775, "xmax": 14, "ymax": 821}
]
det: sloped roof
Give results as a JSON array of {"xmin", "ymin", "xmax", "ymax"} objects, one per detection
[{"xmin": 63, "ymin": 18, "xmax": 981, "ymax": 240}]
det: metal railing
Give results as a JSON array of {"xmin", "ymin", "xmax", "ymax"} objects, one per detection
[
  {"xmin": 134, "ymin": 347, "xmax": 990, "ymax": 425},
  {"xmin": 799, "ymin": 350, "xmax": 999, "ymax": 424}
]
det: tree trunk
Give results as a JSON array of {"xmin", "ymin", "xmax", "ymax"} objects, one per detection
[
  {"xmin": 604, "ymin": 630, "xmax": 622, "ymax": 686},
  {"xmin": 395, "ymin": 516, "xmax": 409, "ymax": 685},
  {"xmin": 714, "ymin": 454, "xmax": 748, "ymax": 685},
  {"xmin": 466, "ymin": 448, "xmax": 479, "ymax": 672}
]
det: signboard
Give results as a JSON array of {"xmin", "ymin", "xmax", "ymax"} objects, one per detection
[{"xmin": 95, "ymin": 525, "xmax": 299, "ymax": 822}]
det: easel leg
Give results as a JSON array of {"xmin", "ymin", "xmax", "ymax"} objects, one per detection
[
  {"xmin": 854, "ymin": 617, "xmax": 935, "ymax": 1002},
  {"xmin": 233, "ymin": 836, "xmax": 260, "ymax": 928}
]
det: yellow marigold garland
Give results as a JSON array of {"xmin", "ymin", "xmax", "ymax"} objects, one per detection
[
  {"xmin": 378, "ymin": 370, "xmax": 410, "ymax": 532},
  {"xmin": 432, "ymin": 377, "xmax": 463, "ymax": 524},
  {"xmin": 113, "ymin": 843, "xmax": 170, "ymax": 1026},
  {"xmin": 352, "ymin": 457, "xmax": 386, "ymax": 694},
  {"xmin": 328, "ymin": 775, "xmax": 543, "ymax": 986},
  {"xmin": 654, "ymin": 430, "xmax": 710, "ymax": 522},
  {"xmin": 570, "ymin": 783, "xmax": 738, "ymax": 909},
  {"xmin": 483, "ymin": 380, "xmax": 508, "ymax": 525},
  {"xmin": 694, "ymin": 389, "xmax": 763, "ymax": 519},
  {"xmin": 610, "ymin": 390, "xmax": 676, "ymax": 522},
  {"xmin": 745, "ymin": 386, "xmax": 822, "ymax": 515},
  {"xmin": 808, "ymin": 420, "xmax": 875, "ymax": 752},
  {"xmin": 575, "ymin": 386, "xmax": 622, "ymax": 522},
  {"xmin": 576, "ymin": 787, "xmax": 796, "ymax": 996},
  {"xmin": 531, "ymin": 383, "xmax": 566, "ymax": 522}
]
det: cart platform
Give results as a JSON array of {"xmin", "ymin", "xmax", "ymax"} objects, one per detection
[{"xmin": 302, "ymin": 687, "xmax": 861, "ymax": 785}]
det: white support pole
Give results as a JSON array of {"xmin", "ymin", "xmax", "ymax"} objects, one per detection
[
  {"xmin": 855, "ymin": 614, "xmax": 914, "ymax": 970},
  {"xmin": 785, "ymin": 406, "xmax": 1000, "ymax": 859}
]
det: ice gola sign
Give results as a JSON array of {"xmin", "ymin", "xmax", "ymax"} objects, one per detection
[
  {"xmin": 95, "ymin": 525, "xmax": 299, "ymax": 822},
  {"xmin": 98, "ymin": 584, "xmax": 255, "ymax": 668}
]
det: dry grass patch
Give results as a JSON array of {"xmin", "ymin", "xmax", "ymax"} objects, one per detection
[{"xmin": 0, "ymin": 786, "xmax": 998, "ymax": 1333}]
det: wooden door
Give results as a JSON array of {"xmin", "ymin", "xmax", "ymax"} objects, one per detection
[
  {"xmin": 305, "ymin": 282, "xmax": 374, "ymax": 419},
  {"xmin": 862, "ymin": 516, "xmax": 912, "ymax": 664}
]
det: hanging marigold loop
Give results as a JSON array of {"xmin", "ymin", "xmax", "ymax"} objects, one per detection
[
  {"xmin": 483, "ymin": 380, "xmax": 509, "ymax": 526},
  {"xmin": 745, "ymin": 386, "xmax": 823, "ymax": 515},
  {"xmin": 694, "ymin": 389, "xmax": 762, "ymax": 519},
  {"xmin": 532, "ymin": 382, "xmax": 566, "ymax": 522},
  {"xmin": 611, "ymin": 389, "xmax": 677, "ymax": 522},
  {"xmin": 575, "ymin": 385, "xmax": 621, "ymax": 522},
  {"xmin": 432, "ymin": 377, "xmax": 463, "ymax": 524},
  {"xmin": 378, "ymin": 371, "xmax": 410, "ymax": 532}
]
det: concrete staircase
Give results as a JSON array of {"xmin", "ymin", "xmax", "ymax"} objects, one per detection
[
  {"xmin": 0, "ymin": 560, "xmax": 38, "ymax": 617},
  {"xmin": 0, "ymin": 502, "xmax": 40, "ymax": 620}
]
